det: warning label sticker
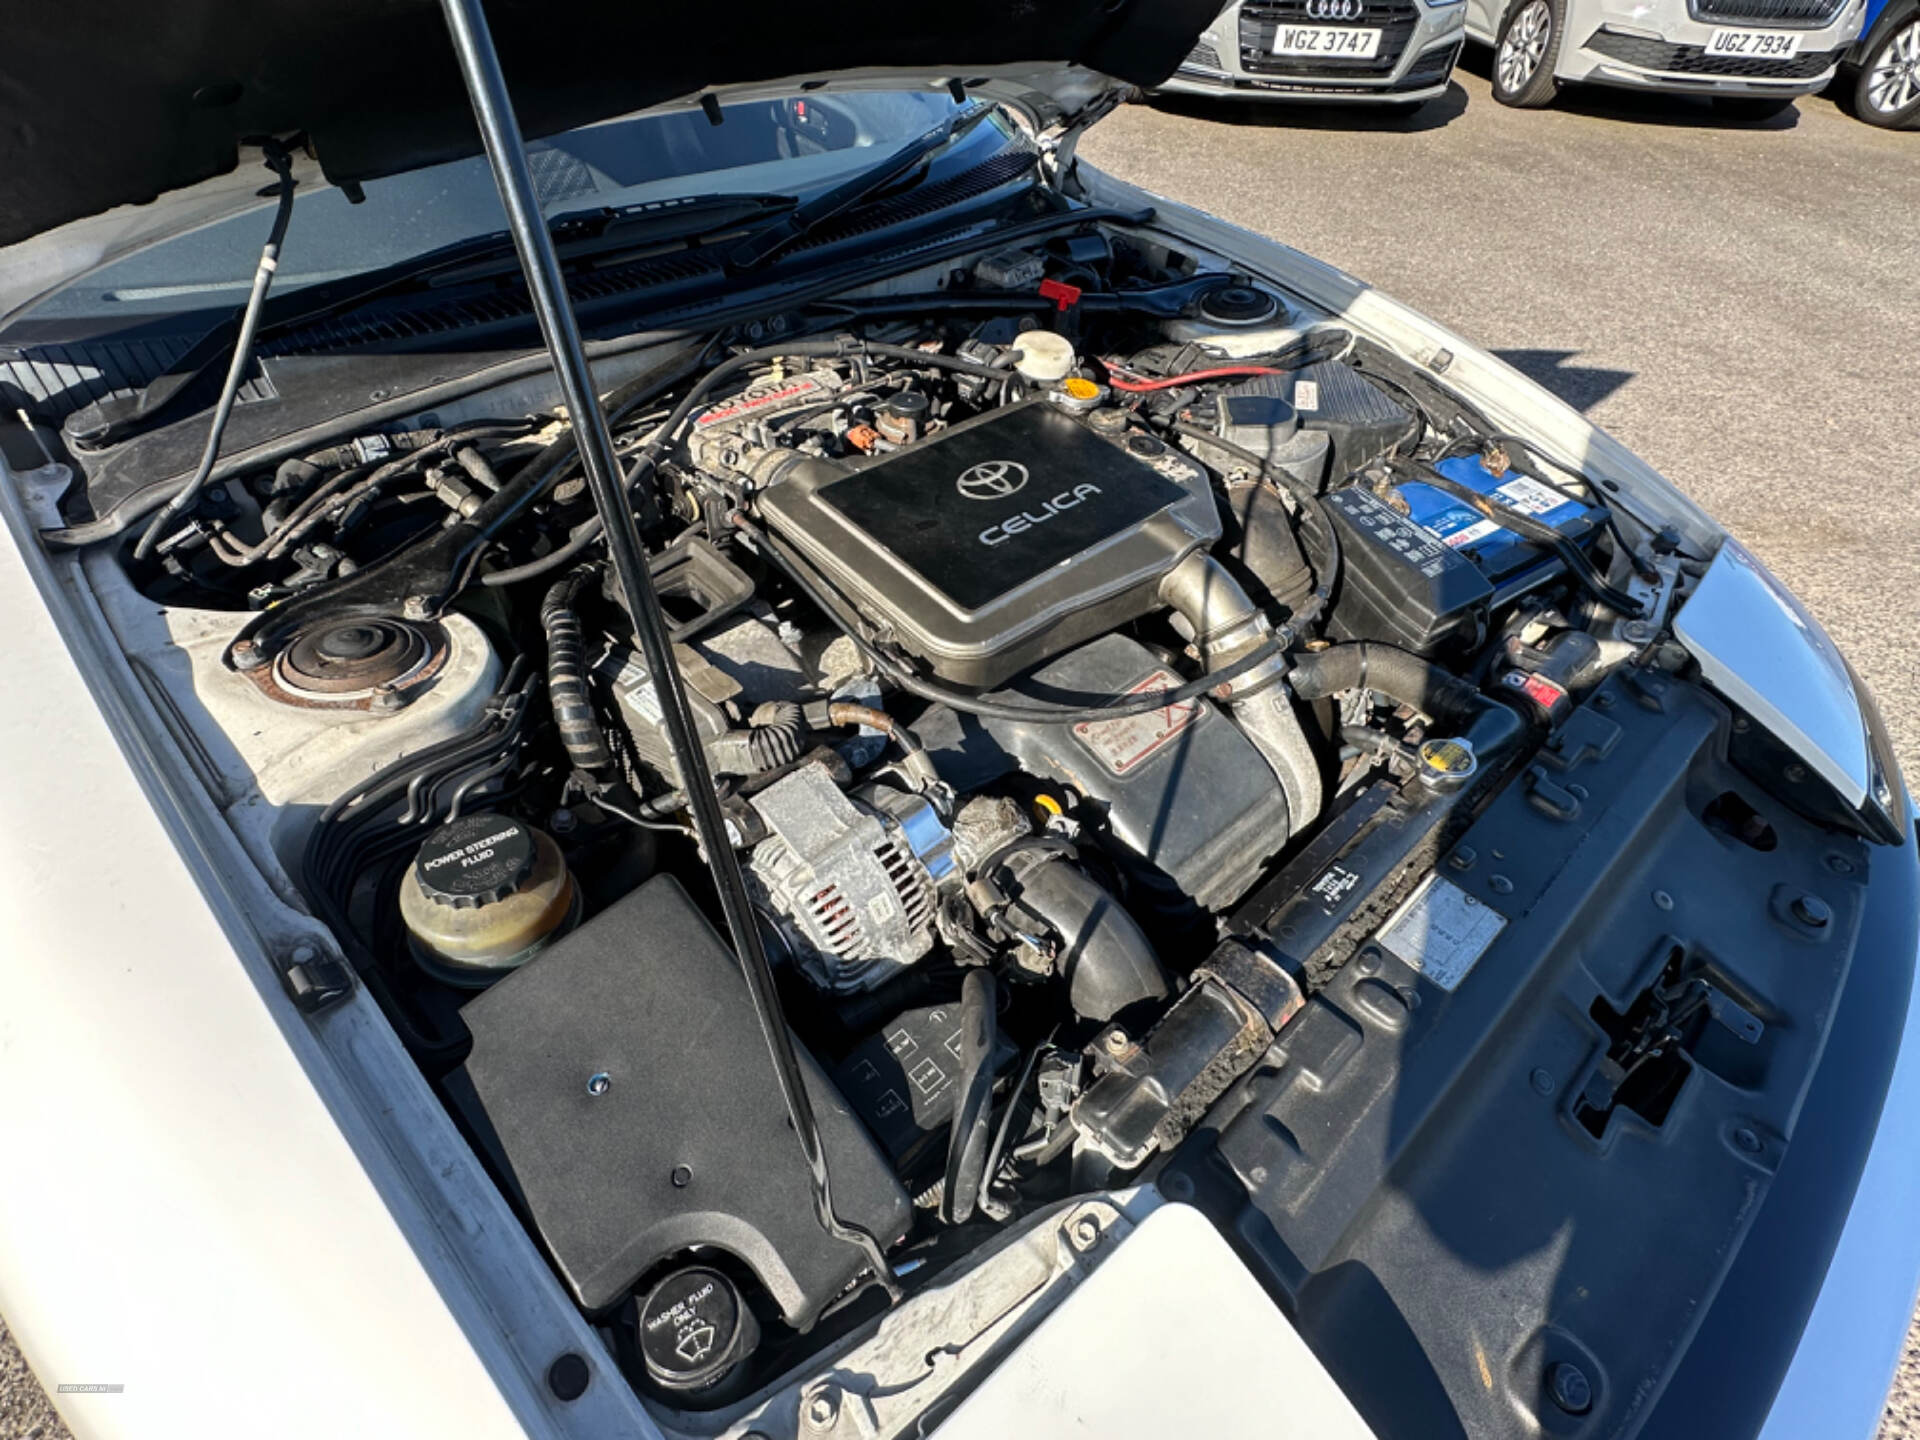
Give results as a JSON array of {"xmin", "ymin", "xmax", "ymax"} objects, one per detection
[
  {"xmin": 1308, "ymin": 863, "xmax": 1363, "ymax": 913},
  {"xmin": 1073, "ymin": 669, "xmax": 1203, "ymax": 776}
]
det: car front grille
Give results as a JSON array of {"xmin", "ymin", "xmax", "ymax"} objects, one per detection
[
  {"xmin": 1584, "ymin": 27, "xmax": 1845, "ymax": 74},
  {"xmin": 1185, "ymin": 40, "xmax": 1224, "ymax": 70},
  {"xmin": 1239, "ymin": 0, "xmax": 1421, "ymax": 75},
  {"xmin": 1687, "ymin": 0, "xmax": 1847, "ymax": 28}
]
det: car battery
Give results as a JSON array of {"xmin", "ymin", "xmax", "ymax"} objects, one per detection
[
  {"xmin": 1396, "ymin": 455, "xmax": 1603, "ymax": 588},
  {"xmin": 1325, "ymin": 456, "xmax": 1604, "ymax": 656}
]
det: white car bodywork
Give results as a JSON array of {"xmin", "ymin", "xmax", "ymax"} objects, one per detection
[
  {"xmin": 1, "ymin": 138, "xmax": 1914, "ymax": 1440},
  {"xmin": 0, "ymin": 154, "xmax": 1701, "ymax": 1435},
  {"xmin": 1465, "ymin": 0, "xmax": 1868, "ymax": 97}
]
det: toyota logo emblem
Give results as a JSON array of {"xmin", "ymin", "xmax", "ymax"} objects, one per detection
[
  {"xmin": 956, "ymin": 460, "xmax": 1029, "ymax": 501},
  {"xmin": 1305, "ymin": 0, "xmax": 1362, "ymax": 18}
]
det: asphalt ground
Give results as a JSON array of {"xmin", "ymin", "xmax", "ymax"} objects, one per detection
[{"xmin": 4, "ymin": 55, "xmax": 1918, "ymax": 1440}]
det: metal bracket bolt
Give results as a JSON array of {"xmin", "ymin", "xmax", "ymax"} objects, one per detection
[{"xmin": 803, "ymin": 1384, "xmax": 841, "ymax": 1432}]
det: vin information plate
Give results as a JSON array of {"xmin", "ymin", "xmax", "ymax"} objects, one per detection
[{"xmin": 1375, "ymin": 875, "xmax": 1506, "ymax": 992}]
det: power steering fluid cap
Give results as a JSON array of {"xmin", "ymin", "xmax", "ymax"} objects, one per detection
[
  {"xmin": 399, "ymin": 813, "xmax": 576, "ymax": 983},
  {"xmin": 415, "ymin": 813, "xmax": 538, "ymax": 908},
  {"xmin": 637, "ymin": 1265, "xmax": 757, "ymax": 1393}
]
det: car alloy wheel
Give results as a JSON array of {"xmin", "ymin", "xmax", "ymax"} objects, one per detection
[
  {"xmin": 1495, "ymin": 0, "xmax": 1562, "ymax": 105},
  {"xmin": 1860, "ymin": 17, "xmax": 1920, "ymax": 126}
]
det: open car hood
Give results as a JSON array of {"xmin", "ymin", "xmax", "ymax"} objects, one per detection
[{"xmin": 0, "ymin": 0, "xmax": 1216, "ymax": 316}]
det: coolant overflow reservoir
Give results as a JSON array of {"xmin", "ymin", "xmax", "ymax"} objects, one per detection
[
  {"xmin": 1011, "ymin": 330, "xmax": 1075, "ymax": 384},
  {"xmin": 400, "ymin": 812, "xmax": 577, "ymax": 986}
]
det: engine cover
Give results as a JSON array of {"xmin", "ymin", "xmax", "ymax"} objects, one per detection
[{"xmin": 757, "ymin": 401, "xmax": 1219, "ymax": 688}]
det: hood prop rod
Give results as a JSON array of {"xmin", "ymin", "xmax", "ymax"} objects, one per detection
[{"xmin": 436, "ymin": 0, "xmax": 900, "ymax": 1304}]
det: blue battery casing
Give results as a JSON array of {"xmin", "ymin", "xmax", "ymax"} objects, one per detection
[{"xmin": 1393, "ymin": 455, "xmax": 1601, "ymax": 586}]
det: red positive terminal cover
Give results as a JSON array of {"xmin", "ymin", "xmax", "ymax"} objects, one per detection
[
  {"xmin": 1518, "ymin": 671, "xmax": 1569, "ymax": 714},
  {"xmin": 1038, "ymin": 277, "xmax": 1082, "ymax": 312}
]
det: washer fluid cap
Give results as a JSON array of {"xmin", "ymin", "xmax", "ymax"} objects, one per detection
[
  {"xmin": 414, "ymin": 813, "xmax": 538, "ymax": 908},
  {"xmin": 1011, "ymin": 330, "xmax": 1076, "ymax": 384},
  {"xmin": 638, "ymin": 1265, "xmax": 756, "ymax": 1392}
]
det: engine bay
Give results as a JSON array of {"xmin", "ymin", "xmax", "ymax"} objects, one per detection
[{"xmin": 91, "ymin": 221, "xmax": 1702, "ymax": 1417}]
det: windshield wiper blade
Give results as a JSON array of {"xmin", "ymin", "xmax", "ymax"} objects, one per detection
[{"xmin": 727, "ymin": 102, "xmax": 998, "ymax": 272}]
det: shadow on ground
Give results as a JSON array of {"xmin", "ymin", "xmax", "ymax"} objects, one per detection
[
  {"xmin": 1146, "ymin": 81, "xmax": 1470, "ymax": 133},
  {"xmin": 1455, "ymin": 41, "xmax": 1805, "ymax": 129},
  {"xmin": 1490, "ymin": 349, "xmax": 1634, "ymax": 412}
]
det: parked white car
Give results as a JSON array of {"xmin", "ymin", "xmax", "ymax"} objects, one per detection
[{"xmin": 1468, "ymin": 0, "xmax": 1869, "ymax": 112}]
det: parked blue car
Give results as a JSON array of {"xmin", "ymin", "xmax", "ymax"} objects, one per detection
[{"xmin": 1844, "ymin": 0, "xmax": 1920, "ymax": 123}]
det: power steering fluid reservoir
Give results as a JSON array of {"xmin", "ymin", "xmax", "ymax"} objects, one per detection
[{"xmin": 400, "ymin": 812, "xmax": 578, "ymax": 986}]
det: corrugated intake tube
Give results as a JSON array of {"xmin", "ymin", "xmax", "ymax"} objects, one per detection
[
  {"xmin": 541, "ymin": 574, "xmax": 615, "ymax": 774},
  {"xmin": 705, "ymin": 702, "xmax": 807, "ymax": 777}
]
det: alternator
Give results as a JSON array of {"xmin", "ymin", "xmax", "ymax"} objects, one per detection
[{"xmin": 745, "ymin": 763, "xmax": 954, "ymax": 993}]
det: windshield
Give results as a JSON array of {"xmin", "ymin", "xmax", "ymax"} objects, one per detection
[{"xmin": 28, "ymin": 91, "xmax": 966, "ymax": 322}]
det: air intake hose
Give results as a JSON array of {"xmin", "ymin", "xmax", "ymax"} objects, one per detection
[
  {"xmin": 1224, "ymin": 480, "xmax": 1316, "ymax": 620},
  {"xmin": 541, "ymin": 574, "xmax": 614, "ymax": 774},
  {"xmin": 1159, "ymin": 551, "xmax": 1323, "ymax": 833},
  {"xmin": 1288, "ymin": 642, "xmax": 1525, "ymax": 757},
  {"xmin": 704, "ymin": 701, "xmax": 807, "ymax": 777},
  {"xmin": 990, "ymin": 854, "xmax": 1171, "ymax": 1023}
]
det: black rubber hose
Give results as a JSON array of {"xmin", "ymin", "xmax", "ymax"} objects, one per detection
[
  {"xmin": 706, "ymin": 701, "xmax": 807, "ymax": 777},
  {"xmin": 626, "ymin": 337, "xmax": 1010, "ymax": 489},
  {"xmin": 941, "ymin": 968, "xmax": 999, "ymax": 1226},
  {"xmin": 541, "ymin": 573, "xmax": 615, "ymax": 774},
  {"xmin": 487, "ymin": 337, "xmax": 1014, "ymax": 590},
  {"xmin": 134, "ymin": 143, "xmax": 299, "ymax": 562},
  {"xmin": 1289, "ymin": 641, "xmax": 1526, "ymax": 759},
  {"xmin": 809, "ymin": 700, "xmax": 943, "ymax": 795},
  {"xmin": 1224, "ymin": 479, "xmax": 1316, "ymax": 619},
  {"xmin": 261, "ymin": 457, "xmax": 327, "ymax": 528},
  {"xmin": 739, "ymin": 518, "xmax": 1287, "ymax": 724},
  {"xmin": 1164, "ymin": 420, "xmax": 1340, "ymax": 630},
  {"xmin": 477, "ymin": 342, "xmax": 715, "ymax": 588},
  {"xmin": 1289, "ymin": 641, "xmax": 1483, "ymax": 724},
  {"xmin": 1002, "ymin": 859, "xmax": 1172, "ymax": 1023}
]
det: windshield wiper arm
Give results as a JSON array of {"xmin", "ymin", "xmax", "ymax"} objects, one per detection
[
  {"xmin": 425, "ymin": 190, "xmax": 797, "ymax": 286},
  {"xmin": 69, "ymin": 192, "xmax": 797, "ymax": 451},
  {"xmin": 727, "ymin": 102, "xmax": 998, "ymax": 271}
]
